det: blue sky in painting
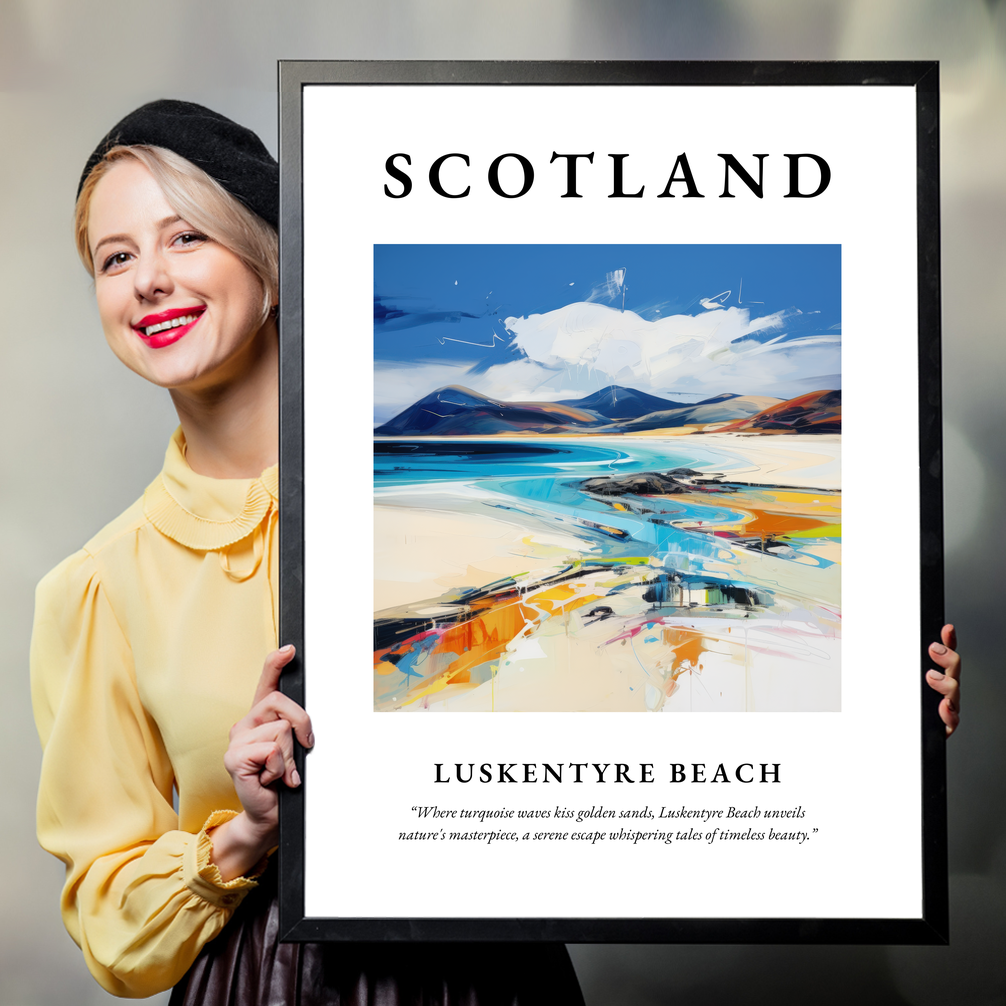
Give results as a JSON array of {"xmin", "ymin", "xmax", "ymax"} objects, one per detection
[{"xmin": 374, "ymin": 244, "xmax": 841, "ymax": 423}]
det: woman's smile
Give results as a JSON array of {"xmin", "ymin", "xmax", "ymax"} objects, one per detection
[{"xmin": 133, "ymin": 306, "xmax": 207, "ymax": 348}]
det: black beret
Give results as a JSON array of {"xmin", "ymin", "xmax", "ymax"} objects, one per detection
[{"xmin": 78, "ymin": 99, "xmax": 278, "ymax": 228}]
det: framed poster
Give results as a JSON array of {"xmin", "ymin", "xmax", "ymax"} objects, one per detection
[{"xmin": 277, "ymin": 61, "xmax": 946, "ymax": 943}]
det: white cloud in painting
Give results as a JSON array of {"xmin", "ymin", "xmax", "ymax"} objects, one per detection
[
  {"xmin": 488, "ymin": 301, "xmax": 840, "ymax": 400},
  {"xmin": 467, "ymin": 357, "xmax": 580, "ymax": 402},
  {"xmin": 585, "ymin": 269, "xmax": 627, "ymax": 306}
]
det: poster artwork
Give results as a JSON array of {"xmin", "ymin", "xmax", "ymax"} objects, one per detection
[
  {"xmin": 373, "ymin": 244, "xmax": 841, "ymax": 713},
  {"xmin": 288, "ymin": 65, "xmax": 943, "ymax": 940}
]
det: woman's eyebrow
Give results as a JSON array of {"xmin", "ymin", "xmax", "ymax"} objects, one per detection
[
  {"xmin": 92, "ymin": 216, "xmax": 185, "ymax": 257},
  {"xmin": 92, "ymin": 232, "xmax": 133, "ymax": 256}
]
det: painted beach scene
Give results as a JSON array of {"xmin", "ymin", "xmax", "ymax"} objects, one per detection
[{"xmin": 374, "ymin": 245, "xmax": 841, "ymax": 713}]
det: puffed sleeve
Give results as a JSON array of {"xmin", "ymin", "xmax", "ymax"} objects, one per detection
[{"xmin": 31, "ymin": 549, "xmax": 262, "ymax": 998}]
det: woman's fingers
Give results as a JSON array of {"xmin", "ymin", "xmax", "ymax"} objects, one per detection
[
  {"xmin": 941, "ymin": 623, "xmax": 958, "ymax": 653},
  {"xmin": 240, "ymin": 644, "xmax": 314, "ymax": 749},
  {"xmin": 259, "ymin": 741, "xmax": 289, "ymax": 787},
  {"xmin": 924, "ymin": 674, "xmax": 960, "ymax": 736},
  {"xmin": 928, "ymin": 637, "xmax": 961, "ymax": 684},
  {"xmin": 224, "ymin": 738, "xmax": 288, "ymax": 788},
  {"xmin": 232, "ymin": 689, "xmax": 314, "ymax": 750},
  {"xmin": 223, "ymin": 645, "xmax": 311, "ymax": 814},
  {"xmin": 218, "ymin": 647, "xmax": 309, "ymax": 845},
  {"xmin": 252, "ymin": 644, "xmax": 296, "ymax": 707},
  {"xmin": 926, "ymin": 667, "xmax": 959, "ymax": 703},
  {"xmin": 230, "ymin": 719, "xmax": 301, "ymax": 788},
  {"xmin": 254, "ymin": 691, "xmax": 314, "ymax": 748},
  {"xmin": 927, "ymin": 624, "xmax": 961, "ymax": 737},
  {"xmin": 926, "ymin": 668, "xmax": 960, "ymax": 736},
  {"xmin": 940, "ymin": 698, "xmax": 960, "ymax": 737}
]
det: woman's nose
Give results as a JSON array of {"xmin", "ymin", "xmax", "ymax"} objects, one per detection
[{"xmin": 133, "ymin": 249, "xmax": 173, "ymax": 302}]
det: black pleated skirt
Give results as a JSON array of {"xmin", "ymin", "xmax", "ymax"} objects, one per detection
[{"xmin": 169, "ymin": 869, "xmax": 585, "ymax": 1006}]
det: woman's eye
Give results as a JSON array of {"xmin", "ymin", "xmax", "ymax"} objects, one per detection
[
  {"xmin": 101, "ymin": 251, "xmax": 131, "ymax": 273},
  {"xmin": 173, "ymin": 231, "xmax": 208, "ymax": 248}
]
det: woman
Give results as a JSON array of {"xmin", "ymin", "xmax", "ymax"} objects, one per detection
[{"xmin": 31, "ymin": 100, "xmax": 586, "ymax": 1003}]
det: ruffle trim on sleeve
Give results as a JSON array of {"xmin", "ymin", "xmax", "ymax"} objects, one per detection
[{"xmin": 183, "ymin": 810, "xmax": 269, "ymax": 909}]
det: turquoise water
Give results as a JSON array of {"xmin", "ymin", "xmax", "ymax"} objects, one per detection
[
  {"xmin": 374, "ymin": 438, "xmax": 756, "ymax": 565},
  {"xmin": 374, "ymin": 438, "xmax": 737, "ymax": 486}
]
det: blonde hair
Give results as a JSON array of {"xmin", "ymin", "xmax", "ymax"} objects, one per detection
[{"xmin": 75, "ymin": 145, "xmax": 278, "ymax": 323}]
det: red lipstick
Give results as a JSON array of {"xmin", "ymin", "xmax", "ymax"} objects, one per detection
[{"xmin": 132, "ymin": 306, "xmax": 205, "ymax": 349}]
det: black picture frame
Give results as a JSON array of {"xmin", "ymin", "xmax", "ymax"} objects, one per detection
[{"xmin": 277, "ymin": 60, "xmax": 945, "ymax": 944}]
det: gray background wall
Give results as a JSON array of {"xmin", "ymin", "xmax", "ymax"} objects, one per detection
[{"xmin": 1, "ymin": 1, "xmax": 1003, "ymax": 1003}]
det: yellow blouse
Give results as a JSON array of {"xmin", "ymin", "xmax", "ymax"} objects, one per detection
[{"xmin": 31, "ymin": 428, "xmax": 279, "ymax": 998}]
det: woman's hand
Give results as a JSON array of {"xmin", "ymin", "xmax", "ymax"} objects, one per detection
[
  {"xmin": 926, "ymin": 624, "xmax": 961, "ymax": 738},
  {"xmin": 209, "ymin": 645, "xmax": 314, "ymax": 881}
]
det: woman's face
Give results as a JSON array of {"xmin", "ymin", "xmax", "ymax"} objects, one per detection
[{"xmin": 87, "ymin": 158, "xmax": 270, "ymax": 393}]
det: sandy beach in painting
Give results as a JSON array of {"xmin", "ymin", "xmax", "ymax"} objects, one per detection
[{"xmin": 374, "ymin": 433, "xmax": 840, "ymax": 713}]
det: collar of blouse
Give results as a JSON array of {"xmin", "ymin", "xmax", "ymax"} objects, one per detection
[{"xmin": 143, "ymin": 427, "xmax": 279, "ymax": 553}]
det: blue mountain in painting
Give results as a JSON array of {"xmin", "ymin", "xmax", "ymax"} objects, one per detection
[
  {"xmin": 555, "ymin": 386, "xmax": 698, "ymax": 421},
  {"xmin": 374, "ymin": 386, "xmax": 601, "ymax": 437},
  {"xmin": 613, "ymin": 395, "xmax": 779, "ymax": 432},
  {"xmin": 374, "ymin": 385, "xmax": 838, "ymax": 436}
]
